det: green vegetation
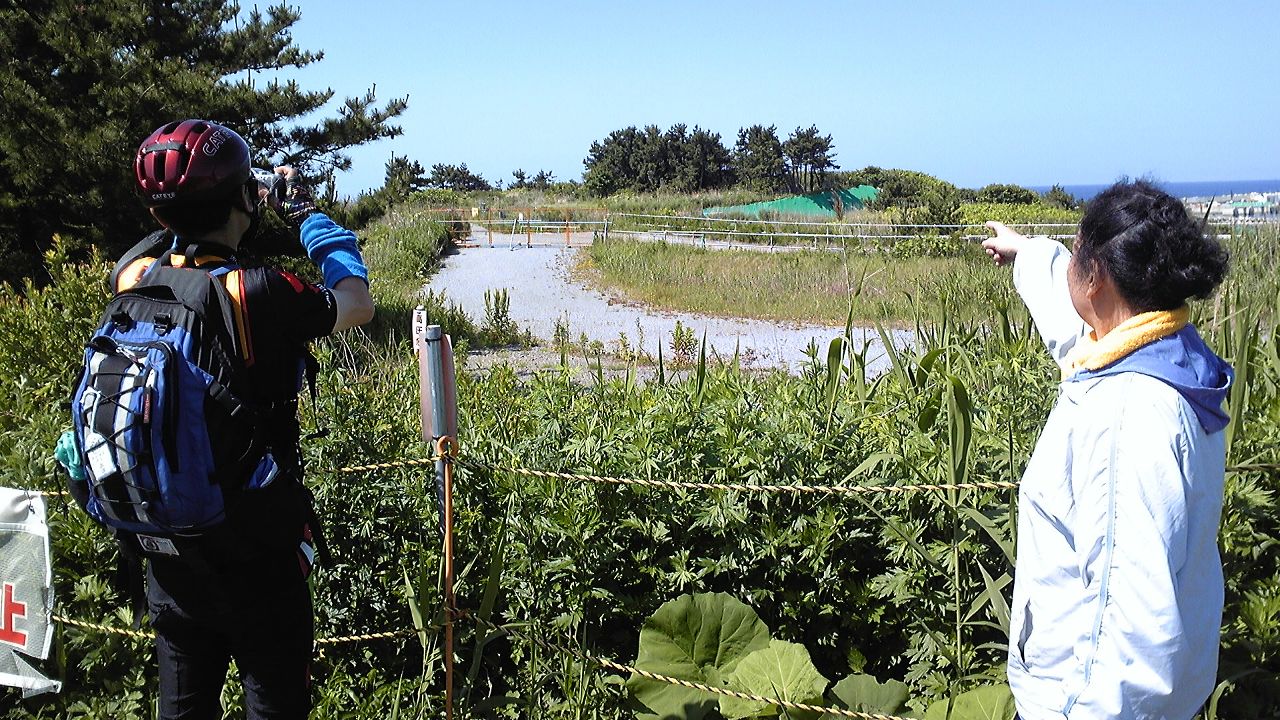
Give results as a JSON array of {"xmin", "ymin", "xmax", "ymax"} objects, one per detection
[
  {"xmin": 0, "ymin": 4, "xmax": 1266, "ymax": 714},
  {"xmin": 0, "ymin": 0, "xmax": 406, "ymax": 285},
  {"xmin": 584, "ymin": 124, "xmax": 737, "ymax": 196},
  {"xmin": 957, "ymin": 203, "xmax": 1080, "ymax": 228},
  {"xmin": 974, "ymin": 184, "xmax": 1039, "ymax": 205},
  {"xmin": 582, "ymin": 123, "xmax": 840, "ymax": 197},
  {"xmin": 583, "ymin": 239, "xmax": 1011, "ymax": 326},
  {"xmin": 2, "ymin": 206, "xmax": 1276, "ymax": 719}
]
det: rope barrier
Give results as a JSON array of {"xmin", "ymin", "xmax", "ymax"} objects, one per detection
[
  {"xmin": 455, "ymin": 457, "xmax": 1018, "ymax": 495},
  {"xmin": 35, "ymin": 450, "xmax": 1274, "ymax": 665},
  {"xmin": 53, "ymin": 615, "xmax": 152, "ymax": 640},
  {"xmin": 335, "ymin": 455, "xmax": 444, "ymax": 474},
  {"xmin": 31, "ymin": 455, "xmax": 1271, "ymax": 488},
  {"xmin": 315, "ymin": 628, "xmax": 418, "ymax": 646},
  {"xmin": 53, "ymin": 613, "xmax": 417, "ymax": 647},
  {"xmin": 462, "ymin": 611, "xmax": 919, "ymax": 720}
]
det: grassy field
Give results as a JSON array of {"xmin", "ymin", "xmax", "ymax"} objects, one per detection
[{"xmin": 582, "ymin": 238, "xmax": 1013, "ymax": 326}]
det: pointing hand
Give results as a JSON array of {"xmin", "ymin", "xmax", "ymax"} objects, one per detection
[{"xmin": 981, "ymin": 221, "xmax": 1026, "ymax": 266}]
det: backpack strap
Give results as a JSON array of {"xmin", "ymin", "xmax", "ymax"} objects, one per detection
[
  {"xmin": 302, "ymin": 352, "xmax": 328, "ymax": 441},
  {"xmin": 111, "ymin": 230, "xmax": 174, "ymax": 292}
]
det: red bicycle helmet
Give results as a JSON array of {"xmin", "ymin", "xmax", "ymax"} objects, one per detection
[{"xmin": 134, "ymin": 119, "xmax": 251, "ymax": 207}]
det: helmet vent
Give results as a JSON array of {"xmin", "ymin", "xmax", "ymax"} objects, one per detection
[
  {"xmin": 174, "ymin": 148, "xmax": 189, "ymax": 178},
  {"xmin": 151, "ymin": 153, "xmax": 166, "ymax": 184},
  {"xmin": 191, "ymin": 121, "xmax": 208, "ymax": 135}
]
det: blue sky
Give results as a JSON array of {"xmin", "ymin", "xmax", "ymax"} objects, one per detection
[{"xmin": 267, "ymin": 0, "xmax": 1277, "ymax": 197}]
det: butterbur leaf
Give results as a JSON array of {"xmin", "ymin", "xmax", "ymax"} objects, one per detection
[
  {"xmin": 627, "ymin": 592, "xmax": 771, "ymax": 720},
  {"xmin": 824, "ymin": 673, "xmax": 909, "ymax": 718},
  {"xmin": 923, "ymin": 684, "xmax": 1016, "ymax": 720},
  {"xmin": 719, "ymin": 639, "xmax": 828, "ymax": 719}
]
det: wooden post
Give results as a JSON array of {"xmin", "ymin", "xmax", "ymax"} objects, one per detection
[
  {"xmin": 603, "ymin": 216, "xmax": 610, "ymax": 242},
  {"xmin": 564, "ymin": 209, "xmax": 571, "ymax": 246},
  {"xmin": 487, "ymin": 208, "xmax": 493, "ymax": 248},
  {"xmin": 436, "ymin": 435, "xmax": 457, "ymax": 720}
]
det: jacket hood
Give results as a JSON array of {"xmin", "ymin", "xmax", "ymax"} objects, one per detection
[{"xmin": 1068, "ymin": 325, "xmax": 1233, "ymax": 433}]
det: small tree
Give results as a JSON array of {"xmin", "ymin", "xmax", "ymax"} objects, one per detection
[
  {"xmin": 427, "ymin": 163, "xmax": 491, "ymax": 192},
  {"xmin": 531, "ymin": 170, "xmax": 555, "ymax": 190},
  {"xmin": 782, "ymin": 125, "xmax": 838, "ymax": 193},
  {"xmin": 733, "ymin": 124, "xmax": 787, "ymax": 194},
  {"xmin": 977, "ymin": 183, "xmax": 1038, "ymax": 205},
  {"xmin": 1042, "ymin": 184, "xmax": 1080, "ymax": 210},
  {"xmin": 846, "ymin": 167, "xmax": 952, "ymax": 212},
  {"xmin": 918, "ymin": 184, "xmax": 962, "ymax": 228},
  {"xmin": 583, "ymin": 126, "xmax": 642, "ymax": 196},
  {"xmin": 671, "ymin": 126, "xmax": 733, "ymax": 192},
  {"xmin": 511, "ymin": 169, "xmax": 529, "ymax": 189},
  {"xmin": 383, "ymin": 154, "xmax": 428, "ymax": 200}
]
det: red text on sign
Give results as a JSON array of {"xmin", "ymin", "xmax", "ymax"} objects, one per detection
[{"xmin": 0, "ymin": 583, "xmax": 28, "ymax": 647}]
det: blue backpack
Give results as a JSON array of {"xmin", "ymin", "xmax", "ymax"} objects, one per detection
[{"xmin": 71, "ymin": 248, "xmax": 264, "ymax": 537}]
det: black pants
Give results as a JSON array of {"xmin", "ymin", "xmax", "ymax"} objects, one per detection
[{"xmin": 146, "ymin": 517, "xmax": 313, "ymax": 719}]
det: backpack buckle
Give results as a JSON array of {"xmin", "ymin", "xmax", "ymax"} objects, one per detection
[
  {"xmin": 110, "ymin": 310, "xmax": 132, "ymax": 330},
  {"xmin": 154, "ymin": 312, "xmax": 173, "ymax": 334}
]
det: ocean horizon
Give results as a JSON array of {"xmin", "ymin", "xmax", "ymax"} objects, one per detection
[{"xmin": 1028, "ymin": 179, "xmax": 1280, "ymax": 201}]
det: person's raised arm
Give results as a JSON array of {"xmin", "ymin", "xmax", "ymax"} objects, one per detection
[
  {"xmin": 983, "ymin": 221, "xmax": 1086, "ymax": 370},
  {"xmin": 298, "ymin": 213, "xmax": 373, "ymax": 333},
  {"xmin": 265, "ymin": 166, "xmax": 373, "ymax": 333},
  {"xmin": 329, "ymin": 275, "xmax": 374, "ymax": 332}
]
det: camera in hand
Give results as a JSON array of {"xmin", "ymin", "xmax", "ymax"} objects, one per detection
[{"xmin": 251, "ymin": 167, "xmax": 285, "ymax": 205}]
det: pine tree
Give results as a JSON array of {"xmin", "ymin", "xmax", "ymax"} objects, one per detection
[
  {"xmin": 782, "ymin": 125, "xmax": 838, "ymax": 193},
  {"xmin": 0, "ymin": 0, "xmax": 407, "ymax": 284},
  {"xmin": 583, "ymin": 126, "xmax": 641, "ymax": 197},
  {"xmin": 531, "ymin": 170, "xmax": 555, "ymax": 190},
  {"xmin": 733, "ymin": 125, "xmax": 787, "ymax": 194},
  {"xmin": 427, "ymin": 164, "xmax": 491, "ymax": 192},
  {"xmin": 384, "ymin": 154, "xmax": 429, "ymax": 199}
]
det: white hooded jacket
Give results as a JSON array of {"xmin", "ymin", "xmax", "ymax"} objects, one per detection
[{"xmin": 1007, "ymin": 236, "xmax": 1230, "ymax": 720}]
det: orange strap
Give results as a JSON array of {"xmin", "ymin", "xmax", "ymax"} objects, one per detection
[{"xmin": 113, "ymin": 255, "xmax": 253, "ymax": 366}]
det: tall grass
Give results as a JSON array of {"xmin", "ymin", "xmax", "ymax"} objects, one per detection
[{"xmin": 583, "ymin": 239, "xmax": 1012, "ymax": 326}]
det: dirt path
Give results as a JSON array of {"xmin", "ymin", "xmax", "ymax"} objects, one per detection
[{"xmin": 425, "ymin": 226, "xmax": 911, "ymax": 373}]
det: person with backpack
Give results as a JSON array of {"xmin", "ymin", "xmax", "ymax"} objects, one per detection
[{"xmin": 58, "ymin": 119, "xmax": 373, "ymax": 718}]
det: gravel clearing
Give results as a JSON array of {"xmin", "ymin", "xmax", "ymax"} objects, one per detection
[{"xmin": 425, "ymin": 227, "xmax": 911, "ymax": 374}]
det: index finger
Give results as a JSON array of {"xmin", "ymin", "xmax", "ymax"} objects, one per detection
[{"xmin": 984, "ymin": 220, "xmax": 1009, "ymax": 234}]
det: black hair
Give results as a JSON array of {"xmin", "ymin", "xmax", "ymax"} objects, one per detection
[
  {"xmin": 1075, "ymin": 179, "xmax": 1229, "ymax": 312},
  {"xmin": 150, "ymin": 181, "xmax": 252, "ymax": 237}
]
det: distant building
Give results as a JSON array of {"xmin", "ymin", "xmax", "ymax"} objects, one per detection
[{"xmin": 1185, "ymin": 192, "xmax": 1279, "ymax": 221}]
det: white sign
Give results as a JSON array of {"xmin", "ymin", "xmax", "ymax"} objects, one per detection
[{"xmin": 0, "ymin": 487, "xmax": 59, "ymax": 696}]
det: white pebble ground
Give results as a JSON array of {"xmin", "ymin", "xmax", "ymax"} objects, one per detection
[{"xmin": 424, "ymin": 227, "xmax": 911, "ymax": 374}]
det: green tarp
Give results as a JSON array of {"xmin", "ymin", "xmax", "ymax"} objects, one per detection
[{"xmin": 702, "ymin": 185, "xmax": 878, "ymax": 219}]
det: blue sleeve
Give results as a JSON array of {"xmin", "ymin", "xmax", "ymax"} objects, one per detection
[{"xmin": 298, "ymin": 213, "xmax": 369, "ymax": 289}]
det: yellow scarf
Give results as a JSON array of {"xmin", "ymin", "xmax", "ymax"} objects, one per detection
[{"xmin": 1065, "ymin": 305, "xmax": 1190, "ymax": 378}]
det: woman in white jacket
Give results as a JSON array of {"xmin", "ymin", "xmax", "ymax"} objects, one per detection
[{"xmin": 982, "ymin": 180, "xmax": 1232, "ymax": 720}]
